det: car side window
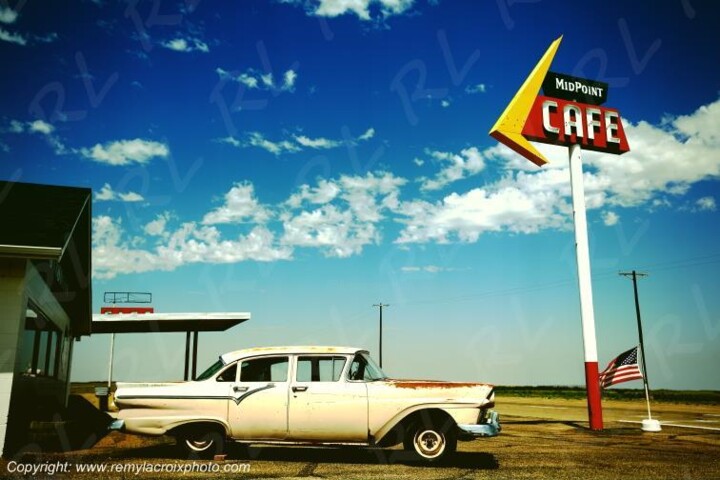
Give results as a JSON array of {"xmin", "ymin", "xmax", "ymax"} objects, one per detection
[
  {"xmin": 216, "ymin": 363, "xmax": 237, "ymax": 382},
  {"xmin": 296, "ymin": 356, "xmax": 347, "ymax": 382},
  {"xmin": 240, "ymin": 356, "xmax": 289, "ymax": 382}
]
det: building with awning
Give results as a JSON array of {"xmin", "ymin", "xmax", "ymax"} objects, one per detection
[
  {"xmin": 0, "ymin": 181, "xmax": 91, "ymax": 456},
  {"xmin": 0, "ymin": 181, "xmax": 254, "ymax": 456}
]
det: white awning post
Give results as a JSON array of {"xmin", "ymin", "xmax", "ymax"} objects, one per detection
[{"xmin": 108, "ymin": 333, "xmax": 115, "ymax": 389}]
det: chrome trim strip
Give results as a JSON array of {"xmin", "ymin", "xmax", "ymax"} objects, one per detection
[{"xmin": 116, "ymin": 384, "xmax": 277, "ymax": 406}]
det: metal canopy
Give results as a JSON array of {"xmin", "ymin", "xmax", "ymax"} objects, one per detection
[
  {"xmin": 91, "ymin": 312, "xmax": 250, "ymax": 333},
  {"xmin": 92, "ymin": 312, "xmax": 251, "ymax": 381}
]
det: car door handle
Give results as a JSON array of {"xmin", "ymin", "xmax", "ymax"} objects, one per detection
[
  {"xmin": 292, "ymin": 386, "xmax": 308, "ymax": 393},
  {"xmin": 233, "ymin": 386, "xmax": 249, "ymax": 392}
]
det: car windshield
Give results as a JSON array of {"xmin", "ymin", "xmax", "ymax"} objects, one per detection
[
  {"xmin": 362, "ymin": 353, "xmax": 387, "ymax": 380},
  {"xmin": 195, "ymin": 358, "xmax": 225, "ymax": 381},
  {"xmin": 349, "ymin": 352, "xmax": 387, "ymax": 381}
]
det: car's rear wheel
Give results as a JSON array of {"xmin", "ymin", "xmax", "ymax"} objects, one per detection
[
  {"xmin": 178, "ymin": 426, "xmax": 225, "ymax": 459},
  {"xmin": 403, "ymin": 416, "xmax": 457, "ymax": 463}
]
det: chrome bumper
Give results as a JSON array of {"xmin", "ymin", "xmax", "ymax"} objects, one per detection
[
  {"xmin": 108, "ymin": 419, "xmax": 125, "ymax": 431},
  {"xmin": 458, "ymin": 411, "xmax": 501, "ymax": 438}
]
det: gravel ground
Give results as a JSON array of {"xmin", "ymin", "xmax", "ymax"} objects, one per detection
[{"xmin": 2, "ymin": 397, "xmax": 718, "ymax": 480}]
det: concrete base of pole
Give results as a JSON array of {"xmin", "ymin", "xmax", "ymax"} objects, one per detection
[{"xmin": 642, "ymin": 419, "xmax": 662, "ymax": 432}]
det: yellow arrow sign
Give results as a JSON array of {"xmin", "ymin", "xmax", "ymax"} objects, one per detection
[{"xmin": 489, "ymin": 36, "xmax": 563, "ymax": 167}]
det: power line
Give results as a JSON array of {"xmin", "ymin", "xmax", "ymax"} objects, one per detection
[{"xmin": 394, "ymin": 251, "xmax": 720, "ymax": 307}]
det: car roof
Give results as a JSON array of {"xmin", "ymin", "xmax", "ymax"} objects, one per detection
[{"xmin": 220, "ymin": 346, "xmax": 366, "ymax": 364}]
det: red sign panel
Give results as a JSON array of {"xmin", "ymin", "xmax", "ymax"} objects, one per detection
[
  {"xmin": 522, "ymin": 95, "xmax": 630, "ymax": 154},
  {"xmin": 100, "ymin": 306, "xmax": 154, "ymax": 314}
]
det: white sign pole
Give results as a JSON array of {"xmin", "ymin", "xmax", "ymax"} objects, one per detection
[{"xmin": 568, "ymin": 143, "xmax": 603, "ymax": 430}]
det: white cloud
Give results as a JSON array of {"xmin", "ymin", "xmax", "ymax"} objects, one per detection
[
  {"xmin": 401, "ymin": 265, "xmax": 458, "ymax": 273},
  {"xmin": 0, "ymin": 6, "xmax": 18, "ymax": 24},
  {"xmin": 0, "ymin": 27, "xmax": 56, "ymax": 46},
  {"xmin": 413, "ymin": 157, "xmax": 424, "ymax": 167},
  {"xmin": 441, "ymin": 100, "xmax": 450, "ymax": 108},
  {"xmin": 91, "ymin": 97, "xmax": 720, "ymax": 277},
  {"xmin": 94, "ymin": 183, "xmax": 145, "ymax": 202},
  {"xmin": 247, "ymin": 132, "xmax": 301, "ymax": 155},
  {"xmin": 216, "ymin": 68, "xmax": 298, "ymax": 92},
  {"xmin": 602, "ymin": 211, "xmax": 619, "ymax": 226},
  {"xmin": 286, "ymin": 179, "xmax": 341, "ymax": 208},
  {"xmin": 294, "ymin": 135, "xmax": 341, "ymax": 149},
  {"xmin": 281, "ymin": 172, "xmax": 406, "ymax": 257},
  {"xmin": 28, "ymin": 119, "xmax": 54, "ymax": 135},
  {"xmin": 283, "ymin": 69, "xmax": 297, "ymax": 91},
  {"xmin": 35, "ymin": 32, "xmax": 57, "ymax": 43},
  {"xmin": 81, "ymin": 138, "xmax": 169, "ymax": 166},
  {"xmin": 238, "ymin": 73, "xmax": 259, "ymax": 89},
  {"xmin": 3, "ymin": 118, "xmax": 68, "ymax": 155},
  {"xmin": 217, "ymin": 136, "xmax": 242, "ymax": 147},
  {"xmin": 0, "ymin": 27, "xmax": 25, "ymax": 45},
  {"xmin": 95, "ymin": 184, "xmax": 116, "ymax": 201},
  {"xmin": 235, "ymin": 127, "xmax": 375, "ymax": 155},
  {"xmin": 202, "ymin": 183, "xmax": 271, "ymax": 225},
  {"xmin": 161, "ymin": 37, "xmax": 209, "ymax": 53},
  {"xmin": 4, "ymin": 119, "xmax": 54, "ymax": 135},
  {"xmin": 696, "ymin": 196, "xmax": 716, "ymax": 211},
  {"xmin": 144, "ymin": 213, "xmax": 171, "ymax": 237},
  {"xmin": 358, "ymin": 127, "xmax": 375, "ymax": 141},
  {"xmin": 465, "ymin": 83, "xmax": 486, "ymax": 94},
  {"xmin": 310, "ymin": 0, "xmax": 415, "ymax": 20},
  {"xmin": 93, "ymin": 216, "xmax": 291, "ymax": 279},
  {"xmin": 260, "ymin": 72, "xmax": 273, "ymax": 88},
  {"xmin": 281, "ymin": 205, "xmax": 372, "ymax": 257},
  {"xmin": 397, "ymin": 97, "xmax": 720, "ymax": 244},
  {"xmin": 8, "ymin": 120, "xmax": 24, "ymax": 133},
  {"xmin": 420, "ymin": 146, "xmax": 486, "ymax": 191},
  {"xmin": 119, "ymin": 191, "xmax": 144, "ymax": 202},
  {"xmin": 396, "ymin": 180, "xmax": 568, "ymax": 244}
]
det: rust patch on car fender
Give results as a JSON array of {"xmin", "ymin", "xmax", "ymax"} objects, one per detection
[{"xmin": 387, "ymin": 380, "xmax": 493, "ymax": 389}]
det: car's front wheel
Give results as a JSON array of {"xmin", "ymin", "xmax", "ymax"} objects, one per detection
[
  {"xmin": 404, "ymin": 418, "xmax": 457, "ymax": 463},
  {"xmin": 178, "ymin": 426, "xmax": 226, "ymax": 459}
]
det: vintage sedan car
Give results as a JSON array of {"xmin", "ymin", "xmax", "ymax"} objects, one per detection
[{"xmin": 112, "ymin": 346, "xmax": 500, "ymax": 462}]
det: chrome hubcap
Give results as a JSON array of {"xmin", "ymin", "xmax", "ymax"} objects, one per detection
[{"xmin": 415, "ymin": 430, "xmax": 445, "ymax": 458}]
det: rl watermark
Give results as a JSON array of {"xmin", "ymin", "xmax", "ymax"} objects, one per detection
[{"xmin": 5, "ymin": 460, "xmax": 251, "ymax": 476}]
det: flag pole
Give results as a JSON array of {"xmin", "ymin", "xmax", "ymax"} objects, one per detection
[
  {"xmin": 621, "ymin": 270, "xmax": 661, "ymax": 432},
  {"xmin": 640, "ymin": 347, "xmax": 653, "ymax": 421}
]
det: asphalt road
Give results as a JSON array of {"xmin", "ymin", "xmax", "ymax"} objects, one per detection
[{"xmin": 2, "ymin": 397, "xmax": 719, "ymax": 479}]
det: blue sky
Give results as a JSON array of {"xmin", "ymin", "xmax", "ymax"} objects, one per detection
[{"xmin": 1, "ymin": 1, "xmax": 719, "ymax": 389}]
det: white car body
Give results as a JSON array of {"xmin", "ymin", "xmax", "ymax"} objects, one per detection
[{"xmin": 113, "ymin": 346, "xmax": 500, "ymax": 461}]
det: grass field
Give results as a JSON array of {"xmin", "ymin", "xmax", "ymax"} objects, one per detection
[{"xmin": 495, "ymin": 385, "xmax": 720, "ymax": 404}]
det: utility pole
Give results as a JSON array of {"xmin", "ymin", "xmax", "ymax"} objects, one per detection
[
  {"xmin": 372, "ymin": 303, "xmax": 389, "ymax": 368},
  {"xmin": 620, "ymin": 270, "xmax": 659, "ymax": 431}
]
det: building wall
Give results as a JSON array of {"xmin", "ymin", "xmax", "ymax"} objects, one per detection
[
  {"xmin": 0, "ymin": 260, "xmax": 75, "ymax": 457},
  {"xmin": 0, "ymin": 259, "xmax": 28, "ymax": 458}
]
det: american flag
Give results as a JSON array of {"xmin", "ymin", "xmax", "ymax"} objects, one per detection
[{"xmin": 599, "ymin": 346, "xmax": 644, "ymax": 388}]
